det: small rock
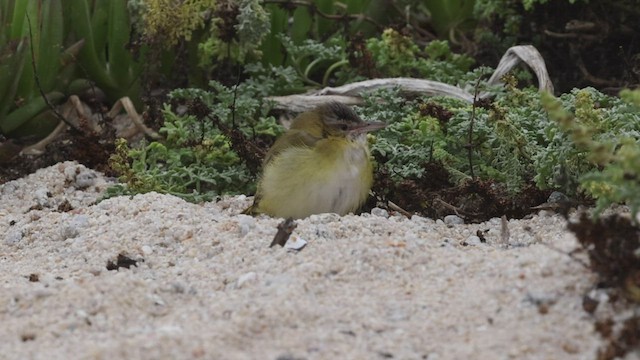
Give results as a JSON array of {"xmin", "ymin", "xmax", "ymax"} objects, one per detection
[
  {"xmin": 61, "ymin": 226, "xmax": 79, "ymax": 240},
  {"xmin": 284, "ymin": 236, "xmax": 307, "ymax": 251},
  {"xmin": 74, "ymin": 169, "xmax": 97, "ymax": 189},
  {"xmin": 141, "ymin": 245, "xmax": 153, "ymax": 255},
  {"xmin": 463, "ymin": 235, "xmax": 482, "ymax": 246},
  {"xmin": 308, "ymin": 213, "xmax": 341, "ymax": 224},
  {"xmin": 235, "ymin": 215, "xmax": 255, "ymax": 237},
  {"xmin": 63, "ymin": 164, "xmax": 78, "ymax": 181},
  {"xmin": 443, "ymin": 215, "xmax": 464, "ymax": 225},
  {"xmin": 582, "ymin": 294, "xmax": 599, "ymax": 314},
  {"xmin": 34, "ymin": 188, "xmax": 50, "ymax": 207},
  {"xmin": 1, "ymin": 182, "xmax": 17, "ymax": 195},
  {"xmin": 538, "ymin": 210, "xmax": 554, "ymax": 217},
  {"xmin": 71, "ymin": 214, "xmax": 90, "ymax": 227},
  {"xmin": 440, "ymin": 238, "xmax": 454, "ymax": 247},
  {"xmin": 4, "ymin": 229, "xmax": 23, "ymax": 245},
  {"xmin": 370, "ymin": 207, "xmax": 389, "ymax": 218},
  {"xmin": 61, "ymin": 215, "xmax": 90, "ymax": 239},
  {"xmin": 547, "ymin": 191, "xmax": 569, "ymax": 203},
  {"xmin": 236, "ymin": 272, "xmax": 257, "ymax": 288}
]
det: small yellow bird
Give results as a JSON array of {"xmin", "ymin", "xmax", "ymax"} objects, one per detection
[{"xmin": 246, "ymin": 102, "xmax": 386, "ymax": 219}]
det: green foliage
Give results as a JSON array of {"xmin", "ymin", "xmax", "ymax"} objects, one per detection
[
  {"xmin": 260, "ymin": 0, "xmax": 377, "ymax": 66},
  {"xmin": 473, "ymin": 0, "xmax": 590, "ymax": 45},
  {"xmin": 198, "ymin": 0, "xmax": 271, "ymax": 68},
  {"xmin": 0, "ymin": 0, "xmax": 144, "ymax": 139},
  {"xmin": 541, "ymin": 88, "xmax": 640, "ymax": 220},
  {"xmin": 65, "ymin": 0, "xmax": 142, "ymax": 104},
  {"xmin": 362, "ymin": 88, "xmax": 439, "ymax": 179},
  {"xmin": 134, "ymin": 0, "xmax": 212, "ymax": 47},
  {"xmin": 520, "ymin": 0, "xmax": 588, "ymax": 11},
  {"xmin": 364, "ymin": 79, "xmax": 640, "ymax": 217},
  {"xmin": 236, "ymin": 0, "xmax": 271, "ymax": 46},
  {"xmin": 95, "ymin": 0, "xmax": 640, "ymax": 220},
  {"xmin": 366, "ymin": 29, "xmax": 474, "ymax": 83},
  {"xmin": 366, "ymin": 83, "xmax": 547, "ymax": 192},
  {"xmin": 278, "ymin": 35, "xmax": 349, "ymax": 87},
  {"xmin": 0, "ymin": 0, "xmax": 69, "ymax": 137},
  {"xmin": 243, "ymin": 63, "xmax": 305, "ymax": 96},
  {"xmin": 107, "ymin": 80, "xmax": 284, "ymax": 202},
  {"xmin": 422, "ymin": 0, "xmax": 477, "ymax": 37}
]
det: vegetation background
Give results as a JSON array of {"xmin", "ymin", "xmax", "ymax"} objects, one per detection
[
  {"xmin": 0, "ymin": 0, "xmax": 638, "ymax": 357},
  {"xmin": 2, "ymin": 0, "xmax": 638, "ymax": 221}
]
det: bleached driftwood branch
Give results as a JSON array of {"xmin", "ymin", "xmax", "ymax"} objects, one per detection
[
  {"xmin": 267, "ymin": 45, "xmax": 554, "ymax": 112},
  {"xmin": 486, "ymin": 45, "xmax": 554, "ymax": 93}
]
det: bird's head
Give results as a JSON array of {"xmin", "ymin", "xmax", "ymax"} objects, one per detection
[{"xmin": 291, "ymin": 102, "xmax": 386, "ymax": 139}]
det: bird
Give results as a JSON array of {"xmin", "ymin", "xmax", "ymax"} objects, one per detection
[{"xmin": 245, "ymin": 102, "xmax": 386, "ymax": 219}]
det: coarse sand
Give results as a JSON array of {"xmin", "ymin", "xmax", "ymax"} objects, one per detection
[{"xmin": 0, "ymin": 161, "xmax": 632, "ymax": 359}]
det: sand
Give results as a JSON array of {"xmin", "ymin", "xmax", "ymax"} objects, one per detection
[{"xmin": 0, "ymin": 161, "xmax": 628, "ymax": 359}]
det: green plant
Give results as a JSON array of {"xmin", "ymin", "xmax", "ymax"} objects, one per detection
[
  {"xmin": 0, "ymin": 0, "xmax": 70, "ymax": 137},
  {"xmin": 197, "ymin": 0, "xmax": 271, "ymax": 70},
  {"xmin": 0, "ymin": 0, "xmax": 144, "ymax": 140},
  {"xmin": 365, "ymin": 77, "xmax": 548, "ymax": 194},
  {"xmin": 260, "ymin": 0, "xmax": 378, "ymax": 66},
  {"xmin": 422, "ymin": 0, "xmax": 476, "ymax": 38},
  {"xmin": 65, "ymin": 0, "xmax": 142, "ymax": 104},
  {"xmin": 106, "ymin": 80, "xmax": 284, "ymax": 202},
  {"xmin": 278, "ymin": 35, "xmax": 349, "ymax": 87},
  {"xmin": 542, "ymin": 88, "xmax": 640, "ymax": 220},
  {"xmin": 366, "ymin": 29, "xmax": 474, "ymax": 83}
]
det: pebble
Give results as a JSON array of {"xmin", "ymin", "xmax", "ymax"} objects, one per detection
[
  {"xmin": 74, "ymin": 170, "xmax": 97, "ymax": 189},
  {"xmin": 60, "ymin": 226, "xmax": 78, "ymax": 241},
  {"xmin": 308, "ymin": 213, "xmax": 341, "ymax": 224},
  {"xmin": 547, "ymin": 191, "xmax": 568, "ymax": 203},
  {"xmin": 284, "ymin": 236, "xmax": 307, "ymax": 251},
  {"xmin": 34, "ymin": 188, "xmax": 50, "ymax": 207},
  {"xmin": 61, "ymin": 215, "xmax": 90, "ymax": 239},
  {"xmin": 1, "ymin": 182, "xmax": 17, "ymax": 195},
  {"xmin": 443, "ymin": 215, "xmax": 464, "ymax": 225},
  {"xmin": 235, "ymin": 214, "xmax": 255, "ymax": 237},
  {"xmin": 538, "ymin": 210, "xmax": 553, "ymax": 217},
  {"xmin": 410, "ymin": 215, "xmax": 434, "ymax": 224},
  {"xmin": 236, "ymin": 272, "xmax": 257, "ymax": 289},
  {"xmin": 464, "ymin": 235, "xmax": 482, "ymax": 246},
  {"xmin": 4, "ymin": 229, "xmax": 23, "ymax": 245},
  {"xmin": 370, "ymin": 207, "xmax": 389, "ymax": 218}
]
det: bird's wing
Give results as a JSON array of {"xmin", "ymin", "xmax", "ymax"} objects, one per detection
[
  {"xmin": 262, "ymin": 129, "xmax": 321, "ymax": 165},
  {"xmin": 246, "ymin": 129, "xmax": 321, "ymax": 216}
]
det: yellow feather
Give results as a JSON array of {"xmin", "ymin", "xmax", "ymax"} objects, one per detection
[{"xmin": 247, "ymin": 102, "xmax": 383, "ymax": 219}]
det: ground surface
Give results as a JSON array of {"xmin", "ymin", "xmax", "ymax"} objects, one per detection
[{"xmin": 0, "ymin": 162, "xmax": 631, "ymax": 360}]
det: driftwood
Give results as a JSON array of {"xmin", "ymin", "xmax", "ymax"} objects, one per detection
[{"xmin": 267, "ymin": 45, "xmax": 553, "ymax": 112}]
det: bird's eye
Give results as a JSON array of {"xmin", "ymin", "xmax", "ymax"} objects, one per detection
[{"xmin": 339, "ymin": 124, "xmax": 349, "ymax": 131}]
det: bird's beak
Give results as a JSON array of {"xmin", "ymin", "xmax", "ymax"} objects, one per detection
[{"xmin": 350, "ymin": 121, "xmax": 386, "ymax": 135}]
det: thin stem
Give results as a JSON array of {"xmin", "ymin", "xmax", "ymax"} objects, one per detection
[{"xmin": 26, "ymin": 14, "xmax": 81, "ymax": 132}]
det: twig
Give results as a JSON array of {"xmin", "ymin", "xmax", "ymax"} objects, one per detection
[
  {"xmin": 500, "ymin": 215, "xmax": 510, "ymax": 245},
  {"xmin": 466, "ymin": 76, "xmax": 482, "ymax": 180},
  {"xmin": 271, "ymin": 217, "xmax": 297, "ymax": 247},
  {"xmin": 25, "ymin": 14, "xmax": 81, "ymax": 133},
  {"xmin": 107, "ymin": 97, "xmax": 160, "ymax": 140},
  {"xmin": 387, "ymin": 200, "xmax": 412, "ymax": 218},
  {"xmin": 435, "ymin": 198, "xmax": 471, "ymax": 218}
]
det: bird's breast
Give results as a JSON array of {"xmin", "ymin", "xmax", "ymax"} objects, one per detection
[{"xmin": 257, "ymin": 137, "xmax": 373, "ymax": 218}]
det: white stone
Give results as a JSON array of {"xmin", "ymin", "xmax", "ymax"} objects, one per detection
[{"xmin": 443, "ymin": 215, "xmax": 464, "ymax": 225}]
